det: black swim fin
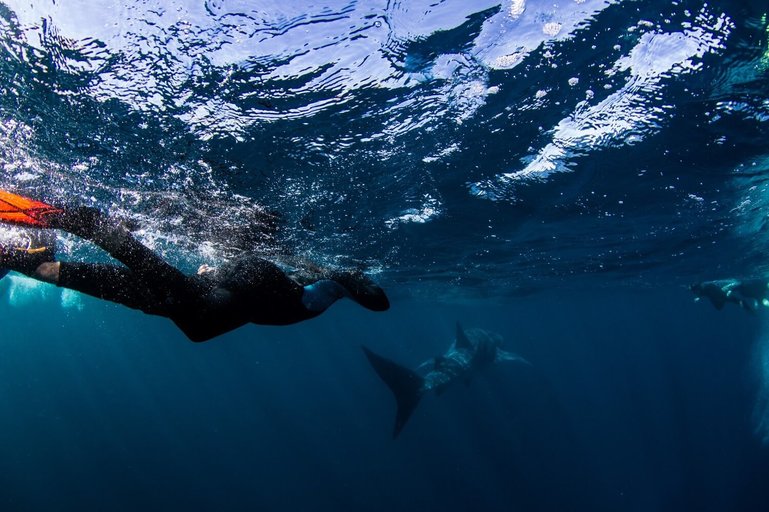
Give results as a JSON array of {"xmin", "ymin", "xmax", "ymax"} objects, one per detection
[{"xmin": 362, "ymin": 346, "xmax": 424, "ymax": 439}]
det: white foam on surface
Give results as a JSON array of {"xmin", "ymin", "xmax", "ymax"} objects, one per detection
[{"xmin": 470, "ymin": 9, "xmax": 733, "ymax": 201}]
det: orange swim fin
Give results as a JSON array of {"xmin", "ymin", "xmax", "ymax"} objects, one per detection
[{"xmin": 0, "ymin": 189, "xmax": 63, "ymax": 227}]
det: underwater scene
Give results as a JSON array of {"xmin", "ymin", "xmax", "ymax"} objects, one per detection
[{"xmin": 2, "ymin": 0, "xmax": 769, "ymax": 510}]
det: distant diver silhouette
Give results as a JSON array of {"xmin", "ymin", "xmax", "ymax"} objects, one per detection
[
  {"xmin": 691, "ymin": 279, "xmax": 769, "ymax": 313},
  {"xmin": 0, "ymin": 189, "xmax": 389, "ymax": 341}
]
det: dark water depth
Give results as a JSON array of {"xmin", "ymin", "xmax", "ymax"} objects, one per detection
[{"xmin": 1, "ymin": 282, "xmax": 767, "ymax": 511}]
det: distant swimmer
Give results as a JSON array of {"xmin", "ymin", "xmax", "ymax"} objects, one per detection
[
  {"xmin": 0, "ymin": 189, "xmax": 389, "ymax": 342},
  {"xmin": 690, "ymin": 278, "xmax": 769, "ymax": 312},
  {"xmin": 362, "ymin": 323, "xmax": 529, "ymax": 438}
]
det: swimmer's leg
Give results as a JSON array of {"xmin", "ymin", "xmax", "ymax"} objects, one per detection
[
  {"xmin": 38, "ymin": 260, "xmax": 239, "ymax": 342},
  {"xmin": 40, "ymin": 261, "xmax": 167, "ymax": 314},
  {"xmin": 47, "ymin": 207, "xmax": 192, "ymax": 295}
]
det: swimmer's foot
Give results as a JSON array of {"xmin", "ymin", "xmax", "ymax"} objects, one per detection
[
  {"xmin": 329, "ymin": 269, "xmax": 390, "ymax": 312},
  {"xmin": 0, "ymin": 229, "xmax": 56, "ymax": 276}
]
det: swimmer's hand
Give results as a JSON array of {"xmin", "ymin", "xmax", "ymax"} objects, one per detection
[{"xmin": 197, "ymin": 264, "xmax": 216, "ymax": 275}]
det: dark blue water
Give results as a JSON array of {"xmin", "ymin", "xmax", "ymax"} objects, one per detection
[
  {"xmin": 2, "ymin": 1, "xmax": 769, "ymax": 510},
  {"xmin": 1, "ymin": 287, "xmax": 766, "ymax": 511}
]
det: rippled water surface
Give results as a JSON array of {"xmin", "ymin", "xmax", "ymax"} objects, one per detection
[{"xmin": 2, "ymin": 0, "xmax": 767, "ymax": 296}]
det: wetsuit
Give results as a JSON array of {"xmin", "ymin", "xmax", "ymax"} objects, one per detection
[{"xmin": 3, "ymin": 207, "xmax": 388, "ymax": 341}]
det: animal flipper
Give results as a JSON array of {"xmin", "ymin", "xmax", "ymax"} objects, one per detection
[
  {"xmin": 495, "ymin": 349, "xmax": 531, "ymax": 366},
  {"xmin": 362, "ymin": 346, "xmax": 424, "ymax": 439},
  {"xmin": 707, "ymin": 294, "xmax": 726, "ymax": 310}
]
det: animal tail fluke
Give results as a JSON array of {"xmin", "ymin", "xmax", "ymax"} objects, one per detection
[{"xmin": 362, "ymin": 346, "xmax": 424, "ymax": 439}]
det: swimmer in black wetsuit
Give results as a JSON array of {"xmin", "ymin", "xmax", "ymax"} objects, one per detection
[{"xmin": 0, "ymin": 206, "xmax": 389, "ymax": 342}]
